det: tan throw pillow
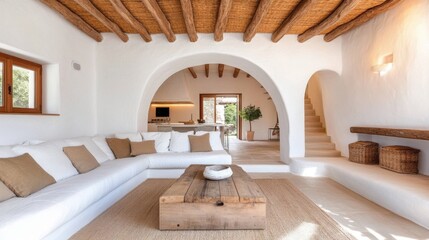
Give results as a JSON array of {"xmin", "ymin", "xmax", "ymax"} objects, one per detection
[
  {"xmin": 188, "ymin": 133, "xmax": 213, "ymax": 152},
  {"xmin": 130, "ymin": 140, "xmax": 157, "ymax": 156},
  {"xmin": 0, "ymin": 182, "xmax": 15, "ymax": 202},
  {"xmin": 0, "ymin": 153, "xmax": 55, "ymax": 197},
  {"xmin": 63, "ymin": 145, "xmax": 100, "ymax": 174},
  {"xmin": 106, "ymin": 138, "xmax": 131, "ymax": 159}
]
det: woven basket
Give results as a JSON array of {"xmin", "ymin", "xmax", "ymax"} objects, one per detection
[
  {"xmin": 348, "ymin": 141, "xmax": 379, "ymax": 164},
  {"xmin": 380, "ymin": 146, "xmax": 420, "ymax": 174}
]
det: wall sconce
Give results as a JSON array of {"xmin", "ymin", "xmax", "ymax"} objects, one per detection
[{"xmin": 372, "ymin": 54, "xmax": 393, "ymax": 76}]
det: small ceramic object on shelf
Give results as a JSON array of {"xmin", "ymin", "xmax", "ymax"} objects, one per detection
[{"xmin": 203, "ymin": 165, "xmax": 233, "ymax": 180}]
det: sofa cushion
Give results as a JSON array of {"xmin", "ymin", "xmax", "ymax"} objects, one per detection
[
  {"xmin": 195, "ymin": 131, "xmax": 224, "ymax": 150},
  {"xmin": 0, "ymin": 153, "xmax": 55, "ymax": 197},
  {"xmin": 189, "ymin": 134, "xmax": 212, "ymax": 152},
  {"xmin": 141, "ymin": 132, "xmax": 171, "ymax": 153},
  {"xmin": 115, "ymin": 133, "xmax": 143, "ymax": 142},
  {"xmin": 92, "ymin": 135, "xmax": 115, "ymax": 160},
  {"xmin": 65, "ymin": 137, "xmax": 109, "ymax": 164},
  {"xmin": 148, "ymin": 150, "xmax": 232, "ymax": 169},
  {"xmin": 63, "ymin": 145, "xmax": 100, "ymax": 173},
  {"xmin": 12, "ymin": 142, "xmax": 79, "ymax": 181},
  {"xmin": 0, "ymin": 156, "xmax": 150, "ymax": 240},
  {"xmin": 130, "ymin": 140, "xmax": 156, "ymax": 156},
  {"xmin": 0, "ymin": 146, "xmax": 17, "ymax": 202},
  {"xmin": 106, "ymin": 138, "xmax": 131, "ymax": 159},
  {"xmin": 169, "ymin": 131, "xmax": 193, "ymax": 152}
]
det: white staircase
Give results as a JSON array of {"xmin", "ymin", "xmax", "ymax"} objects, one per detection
[{"xmin": 305, "ymin": 97, "xmax": 341, "ymax": 157}]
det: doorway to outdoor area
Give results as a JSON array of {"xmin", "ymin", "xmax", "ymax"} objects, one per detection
[{"xmin": 199, "ymin": 94, "xmax": 242, "ymax": 140}]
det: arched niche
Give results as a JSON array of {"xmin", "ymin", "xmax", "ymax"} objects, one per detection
[{"xmin": 136, "ymin": 53, "xmax": 290, "ymax": 163}]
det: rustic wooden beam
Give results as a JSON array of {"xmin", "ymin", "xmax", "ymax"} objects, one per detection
[
  {"xmin": 218, "ymin": 64, "xmax": 224, "ymax": 78},
  {"xmin": 40, "ymin": 0, "xmax": 103, "ymax": 42},
  {"xmin": 325, "ymin": 0, "xmax": 404, "ymax": 42},
  {"xmin": 214, "ymin": 0, "xmax": 233, "ymax": 41},
  {"xmin": 233, "ymin": 68, "xmax": 240, "ymax": 78},
  {"xmin": 271, "ymin": 0, "xmax": 314, "ymax": 43},
  {"xmin": 298, "ymin": 0, "xmax": 361, "ymax": 43},
  {"xmin": 188, "ymin": 68, "xmax": 197, "ymax": 78},
  {"xmin": 73, "ymin": 0, "xmax": 128, "ymax": 42},
  {"xmin": 179, "ymin": 0, "xmax": 198, "ymax": 42},
  {"xmin": 109, "ymin": 0, "xmax": 151, "ymax": 42},
  {"xmin": 350, "ymin": 126, "xmax": 429, "ymax": 141},
  {"xmin": 243, "ymin": 0, "xmax": 273, "ymax": 42},
  {"xmin": 205, "ymin": 64, "xmax": 209, "ymax": 78},
  {"xmin": 141, "ymin": 0, "xmax": 176, "ymax": 42}
]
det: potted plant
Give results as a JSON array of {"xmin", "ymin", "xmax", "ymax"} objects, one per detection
[{"xmin": 239, "ymin": 105, "xmax": 262, "ymax": 141}]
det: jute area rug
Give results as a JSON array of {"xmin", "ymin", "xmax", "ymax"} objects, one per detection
[{"xmin": 72, "ymin": 179, "xmax": 353, "ymax": 240}]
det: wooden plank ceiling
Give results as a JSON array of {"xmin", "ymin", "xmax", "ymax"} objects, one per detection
[{"xmin": 41, "ymin": 0, "xmax": 403, "ymax": 43}]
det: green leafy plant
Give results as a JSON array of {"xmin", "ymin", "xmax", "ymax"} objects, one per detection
[{"xmin": 239, "ymin": 105, "xmax": 262, "ymax": 132}]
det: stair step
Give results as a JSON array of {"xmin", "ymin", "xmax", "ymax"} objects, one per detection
[
  {"xmin": 306, "ymin": 142, "xmax": 336, "ymax": 150},
  {"xmin": 306, "ymin": 127, "xmax": 325, "ymax": 133},
  {"xmin": 305, "ymin": 116, "xmax": 320, "ymax": 122},
  {"xmin": 306, "ymin": 122, "xmax": 322, "ymax": 128},
  {"xmin": 305, "ymin": 109, "xmax": 315, "ymax": 115},
  {"xmin": 304, "ymin": 99, "xmax": 311, "ymax": 104},
  {"xmin": 305, "ymin": 135, "xmax": 331, "ymax": 143},
  {"xmin": 305, "ymin": 149, "xmax": 341, "ymax": 157}
]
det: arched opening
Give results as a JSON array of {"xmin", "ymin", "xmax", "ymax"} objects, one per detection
[
  {"xmin": 136, "ymin": 53, "xmax": 290, "ymax": 163},
  {"xmin": 304, "ymin": 71, "xmax": 342, "ymax": 157}
]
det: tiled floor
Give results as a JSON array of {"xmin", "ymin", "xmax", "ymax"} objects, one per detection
[{"xmin": 231, "ymin": 139, "xmax": 429, "ymax": 240}]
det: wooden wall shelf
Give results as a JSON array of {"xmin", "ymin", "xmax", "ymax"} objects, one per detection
[{"xmin": 350, "ymin": 126, "xmax": 429, "ymax": 141}]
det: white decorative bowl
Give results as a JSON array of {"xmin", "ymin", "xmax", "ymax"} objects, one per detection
[{"xmin": 203, "ymin": 165, "xmax": 233, "ymax": 180}]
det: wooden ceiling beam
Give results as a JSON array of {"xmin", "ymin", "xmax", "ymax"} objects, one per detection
[
  {"xmin": 298, "ymin": 0, "xmax": 361, "ymax": 43},
  {"xmin": 40, "ymin": 0, "xmax": 103, "ymax": 42},
  {"xmin": 272, "ymin": 0, "xmax": 314, "ymax": 43},
  {"xmin": 141, "ymin": 0, "xmax": 176, "ymax": 42},
  {"xmin": 179, "ymin": 0, "xmax": 198, "ymax": 42},
  {"xmin": 109, "ymin": 0, "xmax": 151, "ymax": 42},
  {"xmin": 214, "ymin": 0, "xmax": 233, "ymax": 41},
  {"xmin": 233, "ymin": 68, "xmax": 240, "ymax": 78},
  {"xmin": 218, "ymin": 64, "xmax": 224, "ymax": 78},
  {"xmin": 205, "ymin": 64, "xmax": 209, "ymax": 78},
  {"xmin": 243, "ymin": 0, "xmax": 273, "ymax": 42},
  {"xmin": 73, "ymin": 0, "xmax": 128, "ymax": 42},
  {"xmin": 188, "ymin": 68, "xmax": 197, "ymax": 78},
  {"xmin": 324, "ymin": 0, "xmax": 404, "ymax": 42}
]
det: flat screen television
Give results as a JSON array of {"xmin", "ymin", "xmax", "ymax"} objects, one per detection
[{"xmin": 155, "ymin": 107, "xmax": 170, "ymax": 117}]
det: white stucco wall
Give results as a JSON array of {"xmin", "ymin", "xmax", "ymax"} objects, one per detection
[
  {"xmin": 96, "ymin": 33, "xmax": 342, "ymax": 161},
  {"xmin": 0, "ymin": 0, "xmax": 97, "ymax": 145},
  {"xmin": 318, "ymin": 0, "xmax": 429, "ymax": 175},
  {"xmin": 149, "ymin": 66, "xmax": 278, "ymax": 140}
]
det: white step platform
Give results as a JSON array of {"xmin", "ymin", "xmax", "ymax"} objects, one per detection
[{"xmin": 290, "ymin": 157, "xmax": 429, "ymax": 230}]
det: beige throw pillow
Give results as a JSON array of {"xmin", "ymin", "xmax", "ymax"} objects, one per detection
[
  {"xmin": 130, "ymin": 140, "xmax": 157, "ymax": 156},
  {"xmin": 63, "ymin": 145, "xmax": 100, "ymax": 173},
  {"xmin": 106, "ymin": 138, "xmax": 131, "ymax": 159},
  {"xmin": 188, "ymin": 133, "xmax": 213, "ymax": 152},
  {"xmin": 0, "ymin": 182, "xmax": 15, "ymax": 202},
  {"xmin": 0, "ymin": 153, "xmax": 56, "ymax": 197}
]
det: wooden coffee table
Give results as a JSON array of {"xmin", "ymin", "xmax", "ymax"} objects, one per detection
[{"xmin": 159, "ymin": 164, "xmax": 266, "ymax": 230}]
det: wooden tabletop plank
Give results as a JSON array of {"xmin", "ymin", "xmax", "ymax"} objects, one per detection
[
  {"xmin": 219, "ymin": 176, "xmax": 239, "ymax": 203},
  {"xmin": 159, "ymin": 165, "xmax": 202, "ymax": 203},
  {"xmin": 231, "ymin": 165, "xmax": 266, "ymax": 203},
  {"xmin": 196, "ymin": 179, "xmax": 221, "ymax": 203},
  {"xmin": 184, "ymin": 170, "xmax": 207, "ymax": 203}
]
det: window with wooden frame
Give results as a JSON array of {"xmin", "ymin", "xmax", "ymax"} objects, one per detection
[{"xmin": 0, "ymin": 52, "xmax": 42, "ymax": 114}]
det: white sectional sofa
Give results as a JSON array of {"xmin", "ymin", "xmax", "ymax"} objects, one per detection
[{"xmin": 0, "ymin": 131, "xmax": 231, "ymax": 240}]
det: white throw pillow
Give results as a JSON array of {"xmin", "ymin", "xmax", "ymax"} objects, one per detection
[
  {"xmin": 65, "ymin": 137, "xmax": 110, "ymax": 163},
  {"xmin": 141, "ymin": 132, "xmax": 171, "ymax": 153},
  {"xmin": 92, "ymin": 135, "xmax": 115, "ymax": 160},
  {"xmin": 195, "ymin": 131, "xmax": 224, "ymax": 151},
  {"xmin": 169, "ymin": 131, "xmax": 194, "ymax": 152},
  {"xmin": 12, "ymin": 142, "xmax": 79, "ymax": 181},
  {"xmin": 114, "ymin": 132, "xmax": 143, "ymax": 142}
]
